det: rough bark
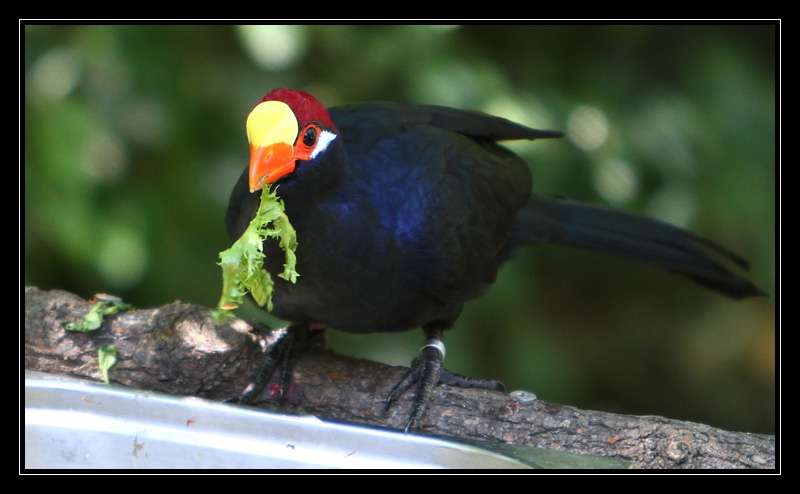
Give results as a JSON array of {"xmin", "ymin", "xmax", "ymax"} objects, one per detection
[{"xmin": 24, "ymin": 286, "xmax": 775, "ymax": 469}]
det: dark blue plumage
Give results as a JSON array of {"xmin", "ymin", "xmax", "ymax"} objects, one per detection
[
  {"xmin": 227, "ymin": 102, "xmax": 761, "ymax": 335},
  {"xmin": 228, "ymin": 103, "xmax": 538, "ymax": 332}
]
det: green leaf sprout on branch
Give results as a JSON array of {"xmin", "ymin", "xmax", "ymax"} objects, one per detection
[
  {"xmin": 63, "ymin": 296, "xmax": 132, "ymax": 333},
  {"xmin": 98, "ymin": 344, "xmax": 118, "ymax": 384}
]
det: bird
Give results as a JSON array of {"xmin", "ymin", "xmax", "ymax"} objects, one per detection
[{"xmin": 226, "ymin": 88, "xmax": 763, "ymax": 431}]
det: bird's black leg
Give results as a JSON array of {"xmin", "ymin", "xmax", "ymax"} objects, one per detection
[
  {"xmin": 384, "ymin": 328, "xmax": 505, "ymax": 432},
  {"xmin": 233, "ymin": 322, "xmax": 325, "ymax": 405},
  {"xmin": 232, "ymin": 324, "xmax": 293, "ymax": 404}
]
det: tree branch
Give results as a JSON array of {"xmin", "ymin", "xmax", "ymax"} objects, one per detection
[{"xmin": 24, "ymin": 286, "xmax": 775, "ymax": 469}]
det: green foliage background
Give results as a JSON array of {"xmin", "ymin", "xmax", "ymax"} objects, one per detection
[{"xmin": 24, "ymin": 25, "xmax": 775, "ymax": 434}]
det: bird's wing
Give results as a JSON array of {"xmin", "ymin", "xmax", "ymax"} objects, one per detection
[
  {"xmin": 332, "ymin": 103, "xmax": 543, "ymax": 307},
  {"xmin": 417, "ymin": 104, "xmax": 563, "ymax": 141},
  {"xmin": 330, "ymin": 102, "xmax": 561, "ymax": 150}
]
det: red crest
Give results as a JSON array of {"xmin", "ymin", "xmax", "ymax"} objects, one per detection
[{"xmin": 260, "ymin": 88, "xmax": 338, "ymax": 132}]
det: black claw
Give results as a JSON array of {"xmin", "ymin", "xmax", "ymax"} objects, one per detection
[
  {"xmin": 276, "ymin": 332, "xmax": 295, "ymax": 401},
  {"xmin": 406, "ymin": 347, "xmax": 443, "ymax": 430},
  {"xmin": 383, "ymin": 346, "xmax": 444, "ymax": 432},
  {"xmin": 439, "ymin": 371, "xmax": 506, "ymax": 392},
  {"xmin": 234, "ymin": 325, "xmax": 300, "ymax": 405},
  {"xmin": 384, "ymin": 341, "xmax": 507, "ymax": 432},
  {"xmin": 240, "ymin": 338, "xmax": 289, "ymax": 403},
  {"xmin": 384, "ymin": 364, "xmax": 421, "ymax": 412}
]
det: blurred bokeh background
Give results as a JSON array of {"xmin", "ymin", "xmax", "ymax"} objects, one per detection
[{"xmin": 24, "ymin": 25, "xmax": 775, "ymax": 434}]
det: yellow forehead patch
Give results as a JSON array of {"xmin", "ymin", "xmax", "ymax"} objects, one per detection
[{"xmin": 246, "ymin": 100, "xmax": 299, "ymax": 148}]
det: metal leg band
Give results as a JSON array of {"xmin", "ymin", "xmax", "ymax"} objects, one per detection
[{"xmin": 419, "ymin": 338, "xmax": 446, "ymax": 361}]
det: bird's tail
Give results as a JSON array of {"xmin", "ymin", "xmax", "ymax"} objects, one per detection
[{"xmin": 505, "ymin": 195, "xmax": 764, "ymax": 299}]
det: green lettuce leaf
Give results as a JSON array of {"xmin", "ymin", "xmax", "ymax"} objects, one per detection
[
  {"xmin": 98, "ymin": 344, "xmax": 117, "ymax": 384},
  {"xmin": 63, "ymin": 298, "xmax": 132, "ymax": 333},
  {"xmin": 217, "ymin": 186, "xmax": 299, "ymax": 312}
]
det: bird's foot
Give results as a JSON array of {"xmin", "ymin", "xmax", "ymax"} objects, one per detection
[
  {"xmin": 383, "ymin": 337, "xmax": 505, "ymax": 432},
  {"xmin": 229, "ymin": 322, "xmax": 325, "ymax": 405}
]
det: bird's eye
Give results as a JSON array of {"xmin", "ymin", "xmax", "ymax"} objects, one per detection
[
  {"xmin": 294, "ymin": 124, "xmax": 334, "ymax": 161},
  {"xmin": 303, "ymin": 126, "xmax": 317, "ymax": 146}
]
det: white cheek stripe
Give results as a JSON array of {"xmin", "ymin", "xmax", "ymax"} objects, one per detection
[{"xmin": 310, "ymin": 130, "xmax": 337, "ymax": 159}]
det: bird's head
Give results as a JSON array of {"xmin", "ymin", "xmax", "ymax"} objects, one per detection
[{"xmin": 246, "ymin": 88, "xmax": 339, "ymax": 193}]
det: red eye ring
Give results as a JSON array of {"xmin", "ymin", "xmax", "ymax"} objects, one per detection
[{"xmin": 294, "ymin": 124, "xmax": 321, "ymax": 161}]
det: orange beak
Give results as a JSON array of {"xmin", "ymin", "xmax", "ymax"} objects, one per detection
[
  {"xmin": 246, "ymin": 100, "xmax": 300, "ymax": 193},
  {"xmin": 248, "ymin": 142, "xmax": 296, "ymax": 192}
]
